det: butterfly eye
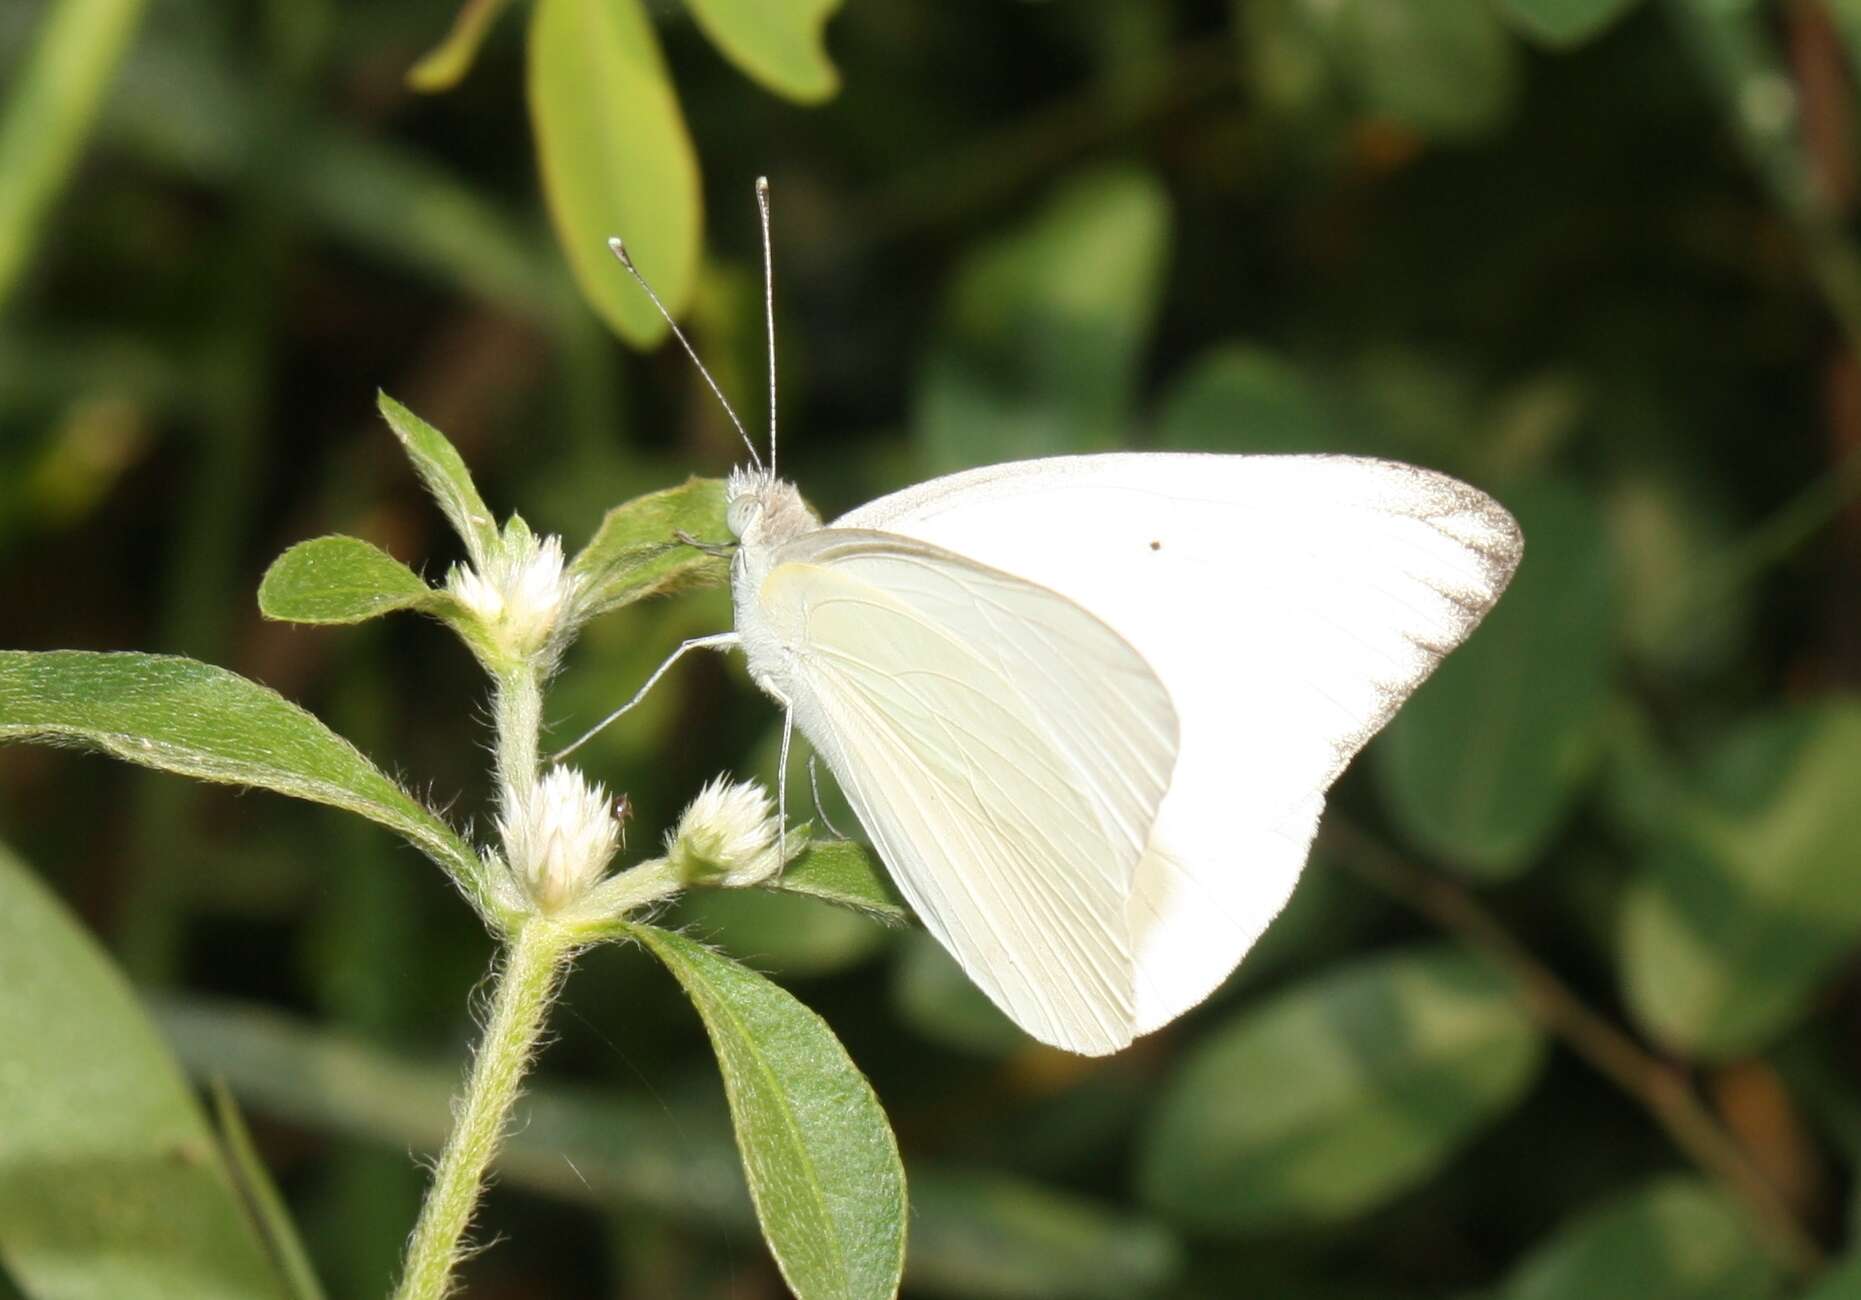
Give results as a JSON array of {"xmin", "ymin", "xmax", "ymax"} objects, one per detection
[{"xmin": 726, "ymin": 496, "xmax": 760, "ymax": 538}]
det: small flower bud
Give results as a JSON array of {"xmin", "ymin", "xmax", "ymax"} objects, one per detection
[
  {"xmin": 667, "ymin": 777, "xmax": 784, "ymax": 888},
  {"xmin": 447, "ymin": 528, "xmax": 572, "ymax": 657},
  {"xmin": 501, "ymin": 766, "xmax": 622, "ymax": 912}
]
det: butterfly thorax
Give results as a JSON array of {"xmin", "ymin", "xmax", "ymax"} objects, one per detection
[{"xmin": 725, "ymin": 469, "xmax": 822, "ymax": 690}]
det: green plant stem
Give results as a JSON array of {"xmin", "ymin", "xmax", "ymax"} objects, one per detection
[
  {"xmin": 392, "ymin": 918, "xmax": 573, "ymax": 1300},
  {"xmin": 494, "ymin": 666, "xmax": 544, "ymax": 803},
  {"xmin": 1325, "ymin": 820, "xmax": 1825, "ymax": 1278}
]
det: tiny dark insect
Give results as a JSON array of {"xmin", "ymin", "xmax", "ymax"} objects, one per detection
[{"xmin": 1149, "ymin": 540, "xmax": 1162, "ymax": 551}]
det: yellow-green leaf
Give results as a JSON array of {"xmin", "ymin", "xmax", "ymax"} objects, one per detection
[
  {"xmin": 407, "ymin": 0, "xmax": 516, "ymax": 92},
  {"xmin": 528, "ymin": 0, "xmax": 700, "ymax": 347},
  {"xmin": 686, "ymin": 0, "xmax": 844, "ymax": 102}
]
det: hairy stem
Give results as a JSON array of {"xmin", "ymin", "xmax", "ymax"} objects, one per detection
[
  {"xmin": 392, "ymin": 919, "xmax": 573, "ymax": 1299},
  {"xmin": 1325, "ymin": 820, "xmax": 1824, "ymax": 1277},
  {"xmin": 493, "ymin": 666, "xmax": 543, "ymax": 805}
]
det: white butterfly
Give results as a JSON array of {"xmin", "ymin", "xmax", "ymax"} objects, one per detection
[
  {"xmin": 584, "ymin": 187, "xmax": 1523, "ymax": 1055},
  {"xmin": 719, "ymin": 456, "xmax": 1520, "ymax": 1055}
]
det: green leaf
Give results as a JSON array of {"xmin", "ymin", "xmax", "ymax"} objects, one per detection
[
  {"xmin": 0, "ymin": 843, "xmax": 290, "ymax": 1299},
  {"xmin": 209, "ymin": 1084, "xmax": 326, "ymax": 1300},
  {"xmin": 566, "ymin": 477, "xmax": 731, "ymax": 619},
  {"xmin": 1374, "ymin": 480, "xmax": 1614, "ymax": 878},
  {"xmin": 0, "ymin": 651, "xmax": 490, "ymax": 914},
  {"xmin": 1499, "ymin": 1178, "xmax": 1777, "ymax": 1300},
  {"xmin": 1621, "ymin": 699, "xmax": 1861, "ymax": 1057},
  {"xmin": 914, "ymin": 167, "xmax": 1171, "ymax": 473},
  {"xmin": 528, "ymin": 0, "xmax": 701, "ymax": 347},
  {"xmin": 376, "ymin": 393, "xmax": 500, "ymax": 569},
  {"xmin": 1240, "ymin": 0, "xmax": 1519, "ymax": 141},
  {"xmin": 406, "ymin": 0, "xmax": 515, "ymax": 92},
  {"xmin": 631, "ymin": 924, "xmax": 906, "ymax": 1300},
  {"xmin": 1497, "ymin": 0, "xmax": 1645, "ymax": 48},
  {"xmin": 1154, "ymin": 344, "xmax": 1369, "ymax": 456},
  {"xmin": 686, "ymin": 0, "xmax": 843, "ymax": 102},
  {"xmin": 770, "ymin": 838, "xmax": 911, "ymax": 924},
  {"xmin": 1138, "ymin": 944, "xmax": 1545, "ymax": 1231},
  {"xmin": 257, "ymin": 536, "xmax": 451, "ymax": 625},
  {"xmin": 891, "ymin": 931, "xmax": 1026, "ymax": 1057},
  {"xmin": 0, "ymin": 0, "xmax": 149, "ymax": 310}
]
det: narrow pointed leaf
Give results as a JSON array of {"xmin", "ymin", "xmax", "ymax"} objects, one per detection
[
  {"xmin": 376, "ymin": 393, "xmax": 499, "ymax": 569},
  {"xmin": 0, "ymin": 652, "xmax": 489, "ymax": 910},
  {"xmin": 686, "ymin": 0, "xmax": 844, "ymax": 102},
  {"xmin": 258, "ymin": 535, "xmax": 453, "ymax": 625},
  {"xmin": 567, "ymin": 477, "xmax": 731, "ymax": 619},
  {"xmin": 1139, "ymin": 945, "xmax": 1545, "ymax": 1230},
  {"xmin": 632, "ymin": 924, "xmax": 906, "ymax": 1300},
  {"xmin": 407, "ymin": 0, "xmax": 516, "ymax": 92},
  {"xmin": 528, "ymin": 0, "xmax": 700, "ymax": 346},
  {"xmin": 0, "ymin": 842, "xmax": 291, "ymax": 1299}
]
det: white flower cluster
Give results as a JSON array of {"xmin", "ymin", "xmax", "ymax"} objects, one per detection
[
  {"xmin": 447, "ymin": 530, "xmax": 572, "ymax": 657},
  {"xmin": 500, "ymin": 765, "xmax": 622, "ymax": 912},
  {"xmin": 666, "ymin": 776, "xmax": 784, "ymax": 888}
]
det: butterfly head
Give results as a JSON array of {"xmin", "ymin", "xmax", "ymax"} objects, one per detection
[{"xmin": 725, "ymin": 466, "xmax": 819, "ymax": 549}]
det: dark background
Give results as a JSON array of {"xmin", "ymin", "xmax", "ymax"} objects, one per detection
[{"xmin": 5, "ymin": 0, "xmax": 1861, "ymax": 1296}]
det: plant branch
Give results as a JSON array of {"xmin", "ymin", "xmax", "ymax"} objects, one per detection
[
  {"xmin": 1324, "ymin": 819, "xmax": 1824, "ymax": 1277},
  {"xmin": 392, "ymin": 917, "xmax": 573, "ymax": 1299}
]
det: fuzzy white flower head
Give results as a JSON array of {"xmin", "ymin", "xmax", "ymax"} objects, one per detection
[
  {"xmin": 447, "ymin": 530, "xmax": 571, "ymax": 656},
  {"xmin": 501, "ymin": 765, "xmax": 622, "ymax": 912},
  {"xmin": 667, "ymin": 776, "xmax": 783, "ymax": 887}
]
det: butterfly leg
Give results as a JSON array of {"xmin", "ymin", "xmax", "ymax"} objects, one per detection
[
  {"xmin": 768, "ymin": 688, "xmax": 795, "ymax": 870},
  {"xmin": 551, "ymin": 632, "xmax": 741, "ymax": 761},
  {"xmin": 808, "ymin": 754, "xmax": 848, "ymax": 840}
]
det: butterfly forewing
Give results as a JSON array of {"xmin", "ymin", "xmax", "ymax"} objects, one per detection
[{"xmin": 757, "ymin": 530, "xmax": 1180, "ymax": 1055}]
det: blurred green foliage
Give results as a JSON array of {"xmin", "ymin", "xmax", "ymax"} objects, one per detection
[{"xmin": 6, "ymin": 0, "xmax": 1861, "ymax": 1296}]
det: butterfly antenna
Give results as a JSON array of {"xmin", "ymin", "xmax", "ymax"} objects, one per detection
[
  {"xmin": 606, "ymin": 237, "xmax": 763, "ymax": 472},
  {"xmin": 756, "ymin": 176, "xmax": 778, "ymax": 478}
]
